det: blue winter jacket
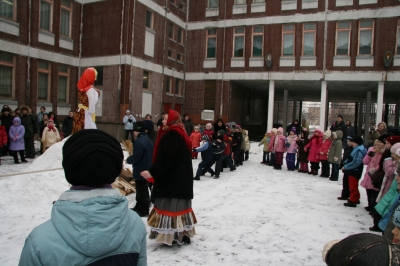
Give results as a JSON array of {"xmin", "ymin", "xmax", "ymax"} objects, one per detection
[
  {"xmin": 127, "ymin": 132, "xmax": 154, "ymax": 181},
  {"xmin": 18, "ymin": 189, "xmax": 147, "ymax": 266},
  {"xmin": 195, "ymin": 141, "xmax": 214, "ymax": 163},
  {"xmin": 379, "ymin": 194, "xmax": 400, "ymax": 232}
]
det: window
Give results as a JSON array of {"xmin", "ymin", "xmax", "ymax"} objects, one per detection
[
  {"xmin": 335, "ymin": 21, "xmax": 351, "ymax": 55},
  {"xmin": 206, "ymin": 29, "xmax": 217, "ymax": 58},
  {"xmin": 58, "ymin": 65, "xmax": 69, "ymax": 102},
  {"xmin": 170, "ymin": 0, "xmax": 175, "ymax": 5},
  {"xmin": 358, "ymin": 20, "xmax": 374, "ymax": 55},
  {"xmin": 179, "ymin": 2, "xmax": 187, "ymax": 12},
  {"xmin": 233, "ymin": 27, "xmax": 245, "ymax": 57},
  {"xmin": 169, "ymin": 23, "xmax": 174, "ymax": 39},
  {"xmin": 282, "ymin": 24, "xmax": 295, "ymax": 56},
  {"xmin": 208, "ymin": 0, "xmax": 218, "ymax": 8},
  {"xmin": 40, "ymin": 0, "xmax": 53, "ymax": 31},
  {"xmin": 0, "ymin": 52, "xmax": 14, "ymax": 98},
  {"xmin": 302, "ymin": 23, "xmax": 316, "ymax": 56},
  {"xmin": 204, "ymin": 80, "xmax": 216, "ymax": 110},
  {"xmin": 235, "ymin": 0, "xmax": 246, "ymax": 4},
  {"xmin": 168, "ymin": 49, "xmax": 174, "ymax": 59},
  {"xmin": 60, "ymin": 0, "xmax": 72, "ymax": 37},
  {"xmin": 38, "ymin": 61, "xmax": 51, "ymax": 101},
  {"xmin": 252, "ymin": 26, "xmax": 263, "ymax": 57},
  {"xmin": 146, "ymin": 10, "xmax": 153, "ymax": 29},
  {"xmin": 0, "ymin": 0, "xmax": 16, "ymax": 20},
  {"xmin": 177, "ymin": 53, "xmax": 183, "ymax": 62},
  {"xmin": 397, "ymin": 19, "xmax": 400, "ymax": 55},
  {"xmin": 166, "ymin": 76, "xmax": 171, "ymax": 93},
  {"xmin": 177, "ymin": 27, "xmax": 183, "ymax": 44},
  {"xmin": 143, "ymin": 71, "xmax": 149, "ymax": 90},
  {"xmin": 253, "ymin": 0, "xmax": 265, "ymax": 2},
  {"xmin": 175, "ymin": 79, "xmax": 182, "ymax": 95}
]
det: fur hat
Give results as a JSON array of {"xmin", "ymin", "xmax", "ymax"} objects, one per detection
[
  {"xmin": 62, "ymin": 129, "xmax": 123, "ymax": 186},
  {"xmin": 133, "ymin": 121, "xmax": 146, "ymax": 132},
  {"xmin": 290, "ymin": 127, "xmax": 296, "ymax": 134},
  {"xmin": 390, "ymin": 143, "xmax": 400, "ymax": 157},
  {"xmin": 277, "ymin": 127, "xmax": 283, "ymax": 133},
  {"xmin": 377, "ymin": 122, "xmax": 387, "ymax": 130},
  {"xmin": 324, "ymin": 130, "xmax": 331, "ymax": 138},
  {"xmin": 386, "ymin": 136, "xmax": 400, "ymax": 146},
  {"xmin": 347, "ymin": 135, "xmax": 363, "ymax": 146},
  {"xmin": 332, "ymin": 132, "xmax": 337, "ymax": 139}
]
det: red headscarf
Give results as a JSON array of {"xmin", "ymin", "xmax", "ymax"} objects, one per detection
[
  {"xmin": 152, "ymin": 109, "xmax": 192, "ymax": 163},
  {"xmin": 47, "ymin": 118, "xmax": 57, "ymax": 132},
  {"xmin": 77, "ymin": 67, "xmax": 96, "ymax": 92}
]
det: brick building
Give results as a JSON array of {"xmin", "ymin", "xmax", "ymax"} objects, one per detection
[{"xmin": 1, "ymin": 0, "xmax": 399, "ymax": 139}]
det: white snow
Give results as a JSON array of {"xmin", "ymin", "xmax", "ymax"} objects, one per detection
[{"xmin": 0, "ymin": 142, "xmax": 377, "ymax": 266}]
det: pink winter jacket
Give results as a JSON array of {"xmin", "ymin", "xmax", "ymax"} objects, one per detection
[
  {"xmin": 273, "ymin": 135, "xmax": 286, "ymax": 152},
  {"xmin": 318, "ymin": 138, "xmax": 332, "ymax": 161},
  {"xmin": 304, "ymin": 130, "xmax": 323, "ymax": 163},
  {"xmin": 268, "ymin": 134, "xmax": 276, "ymax": 152},
  {"xmin": 286, "ymin": 135, "xmax": 298, "ymax": 153},
  {"xmin": 360, "ymin": 147, "xmax": 383, "ymax": 191},
  {"xmin": 377, "ymin": 158, "xmax": 398, "ymax": 201}
]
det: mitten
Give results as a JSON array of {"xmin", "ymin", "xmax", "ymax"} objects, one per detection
[
  {"xmin": 128, "ymin": 119, "xmax": 132, "ymax": 122},
  {"xmin": 334, "ymin": 157, "xmax": 338, "ymax": 162},
  {"xmin": 368, "ymin": 151, "xmax": 375, "ymax": 157}
]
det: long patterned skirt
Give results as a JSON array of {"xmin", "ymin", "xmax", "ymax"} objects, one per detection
[{"xmin": 147, "ymin": 198, "xmax": 197, "ymax": 246}]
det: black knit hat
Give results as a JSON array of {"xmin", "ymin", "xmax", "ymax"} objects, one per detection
[
  {"xmin": 347, "ymin": 135, "xmax": 363, "ymax": 146},
  {"xmin": 62, "ymin": 129, "xmax": 123, "ymax": 186},
  {"xmin": 377, "ymin": 133, "xmax": 389, "ymax": 144},
  {"xmin": 133, "ymin": 121, "xmax": 146, "ymax": 132}
]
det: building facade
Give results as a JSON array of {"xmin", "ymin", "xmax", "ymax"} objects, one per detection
[{"xmin": 1, "ymin": 0, "xmax": 399, "ymax": 138}]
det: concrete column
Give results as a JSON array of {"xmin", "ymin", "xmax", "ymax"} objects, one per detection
[
  {"xmin": 364, "ymin": 91, "xmax": 372, "ymax": 145},
  {"xmin": 267, "ymin": 80, "xmax": 275, "ymax": 130},
  {"xmin": 319, "ymin": 81, "xmax": 327, "ymax": 130},
  {"xmin": 282, "ymin": 90, "xmax": 289, "ymax": 134},
  {"xmin": 376, "ymin": 82, "xmax": 384, "ymax": 125},
  {"xmin": 395, "ymin": 98, "xmax": 400, "ymax": 127}
]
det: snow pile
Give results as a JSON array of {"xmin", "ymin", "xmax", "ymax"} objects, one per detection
[{"xmin": 0, "ymin": 142, "xmax": 376, "ymax": 266}]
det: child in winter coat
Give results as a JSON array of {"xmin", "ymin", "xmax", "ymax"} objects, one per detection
[
  {"xmin": 203, "ymin": 123, "xmax": 214, "ymax": 141},
  {"xmin": 319, "ymin": 130, "xmax": 333, "ymax": 178},
  {"xmin": 304, "ymin": 129, "xmax": 323, "ymax": 175},
  {"xmin": 189, "ymin": 126, "xmax": 202, "ymax": 159},
  {"xmin": 268, "ymin": 128, "xmax": 278, "ymax": 167},
  {"xmin": 328, "ymin": 130, "xmax": 343, "ymax": 181},
  {"xmin": 0, "ymin": 122, "xmax": 8, "ymax": 165},
  {"xmin": 259, "ymin": 131, "xmax": 271, "ymax": 164},
  {"xmin": 212, "ymin": 133, "xmax": 226, "ymax": 179},
  {"xmin": 297, "ymin": 128, "xmax": 310, "ymax": 173},
  {"xmin": 231, "ymin": 125, "xmax": 243, "ymax": 167},
  {"xmin": 285, "ymin": 129, "xmax": 298, "ymax": 171},
  {"xmin": 244, "ymin": 130, "xmax": 250, "ymax": 161},
  {"xmin": 41, "ymin": 118, "xmax": 61, "ymax": 151},
  {"xmin": 273, "ymin": 127, "xmax": 286, "ymax": 170},
  {"xmin": 9, "ymin": 117, "xmax": 27, "ymax": 164},
  {"xmin": 193, "ymin": 135, "xmax": 215, "ymax": 181},
  {"xmin": 337, "ymin": 139, "xmax": 354, "ymax": 200}
]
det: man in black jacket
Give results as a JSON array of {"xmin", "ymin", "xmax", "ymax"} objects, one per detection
[
  {"xmin": 62, "ymin": 111, "xmax": 74, "ymax": 138},
  {"xmin": 20, "ymin": 106, "xmax": 37, "ymax": 159},
  {"xmin": 331, "ymin": 115, "xmax": 348, "ymax": 148}
]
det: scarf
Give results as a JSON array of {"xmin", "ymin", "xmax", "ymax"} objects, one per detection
[
  {"xmin": 77, "ymin": 67, "xmax": 96, "ymax": 92},
  {"xmin": 47, "ymin": 124, "xmax": 57, "ymax": 132}
]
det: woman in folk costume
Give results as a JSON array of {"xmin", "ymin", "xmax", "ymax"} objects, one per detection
[
  {"xmin": 72, "ymin": 67, "xmax": 100, "ymax": 134},
  {"xmin": 141, "ymin": 109, "xmax": 197, "ymax": 246},
  {"xmin": 41, "ymin": 118, "xmax": 61, "ymax": 151}
]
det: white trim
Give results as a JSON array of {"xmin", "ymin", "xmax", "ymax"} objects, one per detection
[
  {"xmin": 232, "ymin": 5, "xmax": 246, "ymax": 15},
  {"xmin": 355, "ymin": 56, "xmax": 374, "ymax": 67},
  {"xmin": 376, "ymin": 82, "xmax": 384, "ymax": 125},
  {"xmin": 333, "ymin": 56, "xmax": 351, "ymax": 67},
  {"xmin": 249, "ymin": 58, "xmax": 264, "ymax": 67},
  {"xmin": 394, "ymin": 55, "xmax": 400, "ymax": 67},
  {"xmin": 336, "ymin": 0, "xmax": 353, "ymax": 7},
  {"xmin": 58, "ymin": 189, "xmax": 122, "ymax": 203},
  {"xmin": 300, "ymin": 56, "xmax": 316, "ymax": 67},
  {"xmin": 319, "ymin": 81, "xmax": 327, "ymax": 130},
  {"xmin": 0, "ymin": 19, "xmax": 19, "ymax": 36},
  {"xmin": 359, "ymin": 0, "xmax": 378, "ymax": 5},
  {"xmin": 203, "ymin": 59, "xmax": 217, "ymax": 68},
  {"xmin": 302, "ymin": 0, "xmax": 318, "ymax": 9},
  {"xmin": 279, "ymin": 57, "xmax": 295, "ymax": 67},
  {"xmin": 251, "ymin": 3, "xmax": 265, "ymax": 13},
  {"xmin": 59, "ymin": 38, "xmax": 73, "ymax": 50},
  {"xmin": 230, "ymin": 58, "xmax": 245, "ymax": 67},
  {"xmin": 137, "ymin": 0, "xmax": 186, "ymax": 29},
  {"xmin": 282, "ymin": 0, "xmax": 297, "ymax": 11},
  {"xmin": 39, "ymin": 32, "xmax": 55, "ymax": 46},
  {"xmin": 205, "ymin": 8, "xmax": 219, "ymax": 17}
]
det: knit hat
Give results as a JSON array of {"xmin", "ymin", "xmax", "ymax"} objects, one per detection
[
  {"xmin": 206, "ymin": 123, "xmax": 212, "ymax": 128},
  {"xmin": 48, "ymin": 118, "xmax": 54, "ymax": 122},
  {"xmin": 390, "ymin": 143, "xmax": 400, "ymax": 156},
  {"xmin": 377, "ymin": 133, "xmax": 389, "ymax": 144},
  {"xmin": 271, "ymin": 128, "xmax": 277, "ymax": 134},
  {"xmin": 201, "ymin": 135, "xmax": 209, "ymax": 141},
  {"xmin": 235, "ymin": 124, "xmax": 242, "ymax": 130},
  {"xmin": 290, "ymin": 127, "xmax": 296, "ymax": 134},
  {"xmin": 126, "ymin": 110, "xmax": 130, "ymax": 114},
  {"xmin": 347, "ymin": 135, "xmax": 363, "ymax": 146},
  {"xmin": 302, "ymin": 127, "xmax": 308, "ymax": 131},
  {"xmin": 277, "ymin": 127, "xmax": 283, "ymax": 133},
  {"xmin": 324, "ymin": 130, "xmax": 331, "ymax": 138},
  {"xmin": 218, "ymin": 129, "xmax": 226, "ymax": 135},
  {"xmin": 332, "ymin": 132, "xmax": 337, "ymax": 139},
  {"xmin": 266, "ymin": 130, "xmax": 271, "ymax": 134},
  {"xmin": 62, "ymin": 129, "xmax": 123, "ymax": 186},
  {"xmin": 142, "ymin": 120, "xmax": 154, "ymax": 131},
  {"xmin": 133, "ymin": 121, "xmax": 146, "ymax": 132},
  {"xmin": 386, "ymin": 136, "xmax": 400, "ymax": 146}
]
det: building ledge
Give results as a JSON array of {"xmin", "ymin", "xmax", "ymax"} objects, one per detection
[
  {"xmin": 336, "ymin": 0, "xmax": 353, "ymax": 7},
  {"xmin": 279, "ymin": 57, "xmax": 295, "ymax": 67},
  {"xmin": 231, "ymin": 58, "xmax": 245, "ymax": 68},
  {"xmin": 333, "ymin": 56, "xmax": 351, "ymax": 67},
  {"xmin": 233, "ymin": 4, "xmax": 246, "ymax": 15},
  {"xmin": 203, "ymin": 58, "xmax": 217, "ymax": 68},
  {"xmin": 300, "ymin": 56, "xmax": 316, "ymax": 67},
  {"xmin": 0, "ymin": 17, "xmax": 19, "ymax": 36},
  {"xmin": 392, "ymin": 55, "xmax": 400, "ymax": 66},
  {"xmin": 205, "ymin": 8, "xmax": 219, "ymax": 17},
  {"xmin": 359, "ymin": 0, "xmax": 377, "ymax": 5},
  {"xmin": 251, "ymin": 3, "xmax": 265, "ymax": 13},
  {"xmin": 282, "ymin": 0, "xmax": 297, "ymax": 11},
  {"xmin": 356, "ymin": 56, "xmax": 374, "ymax": 67},
  {"xmin": 249, "ymin": 57, "xmax": 264, "ymax": 67},
  {"xmin": 302, "ymin": 0, "xmax": 318, "ymax": 9},
  {"xmin": 39, "ymin": 30, "xmax": 55, "ymax": 46},
  {"xmin": 59, "ymin": 36, "xmax": 73, "ymax": 50}
]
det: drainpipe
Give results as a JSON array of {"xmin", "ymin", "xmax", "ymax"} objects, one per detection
[
  {"xmin": 78, "ymin": 1, "xmax": 84, "ymax": 76},
  {"xmin": 122, "ymin": 0, "xmax": 131, "ymax": 113},
  {"xmin": 129, "ymin": 0, "xmax": 136, "ymax": 110},
  {"xmin": 220, "ymin": 0, "xmax": 227, "ymax": 119},
  {"xmin": 26, "ymin": 0, "xmax": 32, "ymax": 107},
  {"xmin": 160, "ymin": 0, "xmax": 168, "ymax": 114},
  {"xmin": 322, "ymin": 0, "xmax": 328, "ymax": 80},
  {"xmin": 117, "ymin": 0, "xmax": 126, "ymax": 123}
]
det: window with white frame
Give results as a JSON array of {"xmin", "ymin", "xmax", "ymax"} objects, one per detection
[
  {"xmin": 208, "ymin": 0, "xmax": 219, "ymax": 8},
  {"xmin": 358, "ymin": 20, "xmax": 374, "ymax": 55},
  {"xmin": 169, "ymin": 22, "xmax": 174, "ymax": 39},
  {"xmin": 252, "ymin": 26, "xmax": 263, "ymax": 57},
  {"xmin": 397, "ymin": 19, "xmax": 400, "ymax": 55},
  {"xmin": 253, "ymin": 0, "xmax": 265, "ymax": 2},
  {"xmin": 143, "ymin": 71, "xmax": 150, "ymax": 90},
  {"xmin": 40, "ymin": 0, "xmax": 53, "ymax": 31},
  {"xmin": 38, "ymin": 61, "xmax": 51, "ymax": 101},
  {"xmin": 235, "ymin": 0, "xmax": 246, "ymax": 4},
  {"xmin": 177, "ymin": 27, "xmax": 183, "ymax": 44},
  {"xmin": 336, "ymin": 21, "xmax": 351, "ymax": 55},
  {"xmin": 175, "ymin": 79, "xmax": 182, "ymax": 95},
  {"xmin": 0, "ymin": 0, "xmax": 16, "ymax": 21},
  {"xmin": 282, "ymin": 24, "xmax": 295, "ymax": 56},
  {"xmin": 166, "ymin": 76, "xmax": 172, "ymax": 93},
  {"xmin": 233, "ymin": 27, "xmax": 245, "ymax": 57},
  {"xmin": 303, "ymin": 23, "xmax": 316, "ymax": 56},
  {"xmin": 146, "ymin": 10, "xmax": 153, "ymax": 29},
  {"xmin": 60, "ymin": 0, "xmax": 72, "ymax": 37},
  {"xmin": 58, "ymin": 65, "xmax": 69, "ymax": 102},
  {"xmin": 206, "ymin": 29, "xmax": 217, "ymax": 58},
  {"xmin": 0, "ymin": 52, "xmax": 14, "ymax": 98}
]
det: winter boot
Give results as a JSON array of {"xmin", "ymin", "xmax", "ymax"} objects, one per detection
[
  {"xmin": 313, "ymin": 170, "xmax": 318, "ymax": 176},
  {"xmin": 214, "ymin": 175, "xmax": 219, "ymax": 179},
  {"xmin": 193, "ymin": 174, "xmax": 200, "ymax": 181},
  {"xmin": 344, "ymin": 201, "xmax": 357, "ymax": 208}
]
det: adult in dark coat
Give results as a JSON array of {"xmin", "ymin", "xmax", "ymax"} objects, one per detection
[
  {"xmin": 62, "ymin": 111, "xmax": 74, "ymax": 138},
  {"xmin": 346, "ymin": 120, "xmax": 355, "ymax": 137},
  {"xmin": 182, "ymin": 114, "xmax": 194, "ymax": 136},
  {"xmin": 126, "ymin": 121, "xmax": 154, "ymax": 217},
  {"xmin": 213, "ymin": 118, "xmax": 226, "ymax": 139},
  {"xmin": 143, "ymin": 119, "xmax": 157, "ymax": 145},
  {"xmin": 140, "ymin": 110, "xmax": 196, "ymax": 246},
  {"xmin": 20, "ymin": 106, "xmax": 37, "ymax": 159},
  {"xmin": 331, "ymin": 115, "xmax": 348, "ymax": 148},
  {"xmin": 296, "ymin": 128, "xmax": 310, "ymax": 173},
  {"xmin": 0, "ymin": 107, "xmax": 13, "ymax": 155},
  {"xmin": 286, "ymin": 119, "xmax": 301, "ymax": 136},
  {"xmin": 231, "ymin": 125, "xmax": 243, "ymax": 167}
]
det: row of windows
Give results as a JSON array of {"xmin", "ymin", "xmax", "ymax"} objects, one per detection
[
  {"xmin": 209, "ymin": 0, "xmax": 265, "ymax": 7},
  {"xmin": 145, "ymin": 10, "xmax": 185, "ymax": 45},
  {"xmin": 0, "ymin": 52, "xmax": 70, "ymax": 101},
  {"xmin": 170, "ymin": 0, "xmax": 187, "ymax": 13},
  {"xmin": 206, "ymin": 19, "xmax": 400, "ymax": 59},
  {"xmin": 168, "ymin": 50, "xmax": 184, "ymax": 63},
  {"xmin": 141, "ymin": 71, "xmax": 183, "ymax": 95},
  {"xmin": 0, "ymin": 0, "xmax": 73, "ymax": 38}
]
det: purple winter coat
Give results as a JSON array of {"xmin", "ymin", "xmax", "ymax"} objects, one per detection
[{"xmin": 9, "ymin": 117, "xmax": 25, "ymax": 151}]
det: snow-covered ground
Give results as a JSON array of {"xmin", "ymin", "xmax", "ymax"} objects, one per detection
[{"xmin": 0, "ymin": 142, "xmax": 377, "ymax": 266}]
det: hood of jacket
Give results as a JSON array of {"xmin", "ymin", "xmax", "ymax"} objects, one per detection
[
  {"xmin": 334, "ymin": 130, "xmax": 343, "ymax": 140},
  {"xmin": 51, "ymin": 189, "xmax": 133, "ymax": 257},
  {"xmin": 350, "ymin": 144, "xmax": 367, "ymax": 158},
  {"xmin": 13, "ymin": 117, "xmax": 21, "ymax": 126}
]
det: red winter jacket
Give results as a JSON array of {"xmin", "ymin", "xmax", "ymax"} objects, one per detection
[
  {"xmin": 318, "ymin": 138, "xmax": 332, "ymax": 161},
  {"xmin": 268, "ymin": 134, "xmax": 276, "ymax": 151},
  {"xmin": 189, "ymin": 131, "xmax": 202, "ymax": 148},
  {"xmin": 304, "ymin": 130, "xmax": 323, "ymax": 162},
  {"xmin": 223, "ymin": 134, "xmax": 231, "ymax": 155},
  {"xmin": 0, "ymin": 125, "xmax": 7, "ymax": 147}
]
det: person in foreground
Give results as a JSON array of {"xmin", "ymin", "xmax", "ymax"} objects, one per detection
[
  {"xmin": 141, "ymin": 109, "xmax": 197, "ymax": 246},
  {"xmin": 18, "ymin": 129, "xmax": 147, "ymax": 266}
]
